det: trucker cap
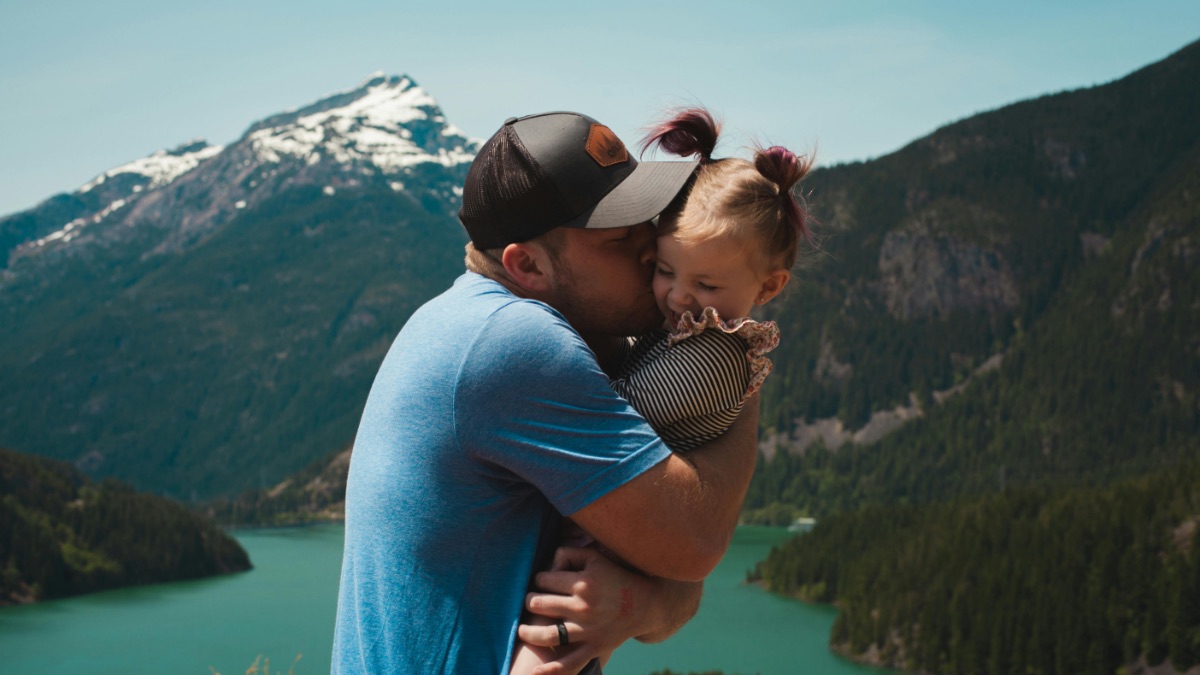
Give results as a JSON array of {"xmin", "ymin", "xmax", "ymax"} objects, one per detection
[{"xmin": 459, "ymin": 112, "xmax": 698, "ymax": 249}]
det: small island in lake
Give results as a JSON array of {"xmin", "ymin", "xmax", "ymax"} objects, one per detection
[{"xmin": 0, "ymin": 447, "xmax": 251, "ymax": 606}]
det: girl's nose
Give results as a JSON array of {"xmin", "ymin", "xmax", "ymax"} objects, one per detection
[{"xmin": 669, "ymin": 286, "xmax": 692, "ymax": 307}]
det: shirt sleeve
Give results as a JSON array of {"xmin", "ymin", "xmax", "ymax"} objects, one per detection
[
  {"xmin": 612, "ymin": 329, "xmax": 750, "ymax": 452},
  {"xmin": 453, "ymin": 299, "xmax": 672, "ymax": 517}
]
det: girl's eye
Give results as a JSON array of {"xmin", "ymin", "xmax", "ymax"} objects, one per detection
[
  {"xmin": 656, "ymin": 267, "xmax": 673, "ymax": 277},
  {"xmin": 698, "ymin": 282, "xmax": 718, "ymax": 291}
]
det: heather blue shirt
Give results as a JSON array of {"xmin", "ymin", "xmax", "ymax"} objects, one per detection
[{"xmin": 332, "ymin": 272, "xmax": 671, "ymax": 674}]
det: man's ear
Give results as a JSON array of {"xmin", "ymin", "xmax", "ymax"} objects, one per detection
[
  {"xmin": 756, "ymin": 268, "xmax": 791, "ymax": 305},
  {"xmin": 500, "ymin": 243, "xmax": 554, "ymax": 293}
]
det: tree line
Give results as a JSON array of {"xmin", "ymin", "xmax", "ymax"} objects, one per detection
[{"xmin": 751, "ymin": 459, "xmax": 1200, "ymax": 674}]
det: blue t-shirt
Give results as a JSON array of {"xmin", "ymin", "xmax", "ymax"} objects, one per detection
[{"xmin": 332, "ymin": 272, "xmax": 672, "ymax": 674}]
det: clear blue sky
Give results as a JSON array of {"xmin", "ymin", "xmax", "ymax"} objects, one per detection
[{"xmin": 1, "ymin": 0, "xmax": 1197, "ymax": 217}]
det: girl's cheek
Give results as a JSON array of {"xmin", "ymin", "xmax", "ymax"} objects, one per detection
[{"xmin": 652, "ymin": 277, "xmax": 670, "ymax": 303}]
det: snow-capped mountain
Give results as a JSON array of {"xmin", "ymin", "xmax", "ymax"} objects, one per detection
[
  {"xmin": 4, "ymin": 73, "xmax": 478, "ymax": 270},
  {"xmin": 0, "ymin": 74, "xmax": 480, "ymax": 497}
]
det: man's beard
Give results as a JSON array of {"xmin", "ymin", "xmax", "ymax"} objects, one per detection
[{"xmin": 549, "ymin": 266, "xmax": 663, "ymax": 340}]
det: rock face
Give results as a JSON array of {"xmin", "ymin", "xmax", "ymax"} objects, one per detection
[
  {"xmin": 876, "ymin": 218, "xmax": 1018, "ymax": 321},
  {"xmin": 1113, "ymin": 214, "xmax": 1198, "ymax": 327}
]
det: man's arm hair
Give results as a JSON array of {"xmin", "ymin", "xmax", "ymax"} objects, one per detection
[{"xmin": 567, "ymin": 395, "xmax": 759, "ymax": 582}]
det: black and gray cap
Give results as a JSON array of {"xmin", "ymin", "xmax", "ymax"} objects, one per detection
[{"xmin": 459, "ymin": 112, "xmax": 698, "ymax": 250}]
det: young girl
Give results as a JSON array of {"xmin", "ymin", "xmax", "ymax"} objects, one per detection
[
  {"xmin": 611, "ymin": 107, "xmax": 812, "ymax": 452},
  {"xmin": 512, "ymin": 107, "xmax": 813, "ymax": 674}
]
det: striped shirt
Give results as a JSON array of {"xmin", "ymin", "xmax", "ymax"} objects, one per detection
[{"xmin": 611, "ymin": 327, "xmax": 753, "ymax": 452}]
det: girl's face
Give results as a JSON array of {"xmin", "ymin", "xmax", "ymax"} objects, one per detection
[{"xmin": 653, "ymin": 232, "xmax": 787, "ymax": 329}]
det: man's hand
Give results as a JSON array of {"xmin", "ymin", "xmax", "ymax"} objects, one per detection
[{"xmin": 517, "ymin": 547, "xmax": 702, "ymax": 674}]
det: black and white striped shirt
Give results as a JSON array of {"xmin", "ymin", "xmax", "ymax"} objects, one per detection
[{"xmin": 611, "ymin": 328, "xmax": 753, "ymax": 453}]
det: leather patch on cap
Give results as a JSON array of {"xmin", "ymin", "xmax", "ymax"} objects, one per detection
[{"xmin": 585, "ymin": 124, "xmax": 629, "ymax": 167}]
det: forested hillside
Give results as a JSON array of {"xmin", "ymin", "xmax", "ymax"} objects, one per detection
[
  {"xmin": 746, "ymin": 38, "xmax": 1200, "ymax": 516},
  {"xmin": 202, "ymin": 445, "xmax": 350, "ymax": 527},
  {"xmin": 752, "ymin": 460, "xmax": 1200, "ymax": 674},
  {"xmin": 742, "ymin": 37, "xmax": 1200, "ymax": 675},
  {"xmin": 0, "ymin": 447, "xmax": 250, "ymax": 605}
]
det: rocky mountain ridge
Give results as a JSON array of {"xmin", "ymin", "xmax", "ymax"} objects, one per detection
[{"xmin": 3, "ymin": 73, "xmax": 475, "ymax": 272}]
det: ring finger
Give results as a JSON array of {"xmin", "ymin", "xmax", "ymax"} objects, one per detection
[{"xmin": 517, "ymin": 619, "xmax": 580, "ymax": 648}]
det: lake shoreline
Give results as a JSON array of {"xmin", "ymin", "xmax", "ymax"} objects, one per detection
[{"xmin": 2, "ymin": 524, "xmax": 882, "ymax": 675}]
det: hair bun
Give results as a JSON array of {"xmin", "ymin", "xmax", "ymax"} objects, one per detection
[
  {"xmin": 754, "ymin": 145, "xmax": 813, "ymax": 242},
  {"xmin": 641, "ymin": 107, "xmax": 721, "ymax": 161},
  {"xmin": 754, "ymin": 146, "xmax": 811, "ymax": 194}
]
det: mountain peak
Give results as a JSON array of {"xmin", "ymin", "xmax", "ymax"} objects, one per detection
[
  {"xmin": 242, "ymin": 73, "xmax": 476, "ymax": 172},
  {"xmin": 6, "ymin": 72, "xmax": 477, "ymax": 272}
]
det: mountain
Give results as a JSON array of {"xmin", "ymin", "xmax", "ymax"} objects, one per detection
[
  {"xmin": 0, "ymin": 74, "xmax": 476, "ymax": 497},
  {"xmin": 0, "ymin": 446, "xmax": 250, "ymax": 605},
  {"xmin": 3, "ymin": 73, "xmax": 473, "ymax": 273},
  {"xmin": 3, "ymin": 40, "xmax": 1198, "ymax": 506},
  {"xmin": 745, "ymin": 38, "xmax": 1200, "ymax": 514},
  {"xmin": 191, "ymin": 39, "xmax": 1199, "ymax": 531},
  {"xmin": 740, "ymin": 39, "xmax": 1200, "ymax": 675}
]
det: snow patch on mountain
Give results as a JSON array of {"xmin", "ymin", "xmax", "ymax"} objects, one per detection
[
  {"xmin": 80, "ymin": 142, "xmax": 223, "ymax": 194},
  {"xmin": 27, "ymin": 199, "xmax": 129, "ymax": 249}
]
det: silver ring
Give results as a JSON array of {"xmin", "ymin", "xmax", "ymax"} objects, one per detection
[{"xmin": 556, "ymin": 620, "xmax": 569, "ymax": 646}]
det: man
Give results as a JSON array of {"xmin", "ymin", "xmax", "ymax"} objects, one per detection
[{"xmin": 333, "ymin": 112, "xmax": 760, "ymax": 673}]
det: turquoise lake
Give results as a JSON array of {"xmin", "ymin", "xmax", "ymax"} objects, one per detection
[{"xmin": 0, "ymin": 525, "xmax": 887, "ymax": 674}]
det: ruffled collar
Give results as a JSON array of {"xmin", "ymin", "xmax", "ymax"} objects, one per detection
[{"xmin": 667, "ymin": 307, "xmax": 781, "ymax": 399}]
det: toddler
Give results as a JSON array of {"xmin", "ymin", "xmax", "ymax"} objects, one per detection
[{"xmin": 612, "ymin": 107, "xmax": 812, "ymax": 453}]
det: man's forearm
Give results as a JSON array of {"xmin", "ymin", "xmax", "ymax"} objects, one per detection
[
  {"xmin": 635, "ymin": 578, "xmax": 703, "ymax": 644},
  {"xmin": 570, "ymin": 396, "xmax": 760, "ymax": 581},
  {"xmin": 675, "ymin": 395, "xmax": 760, "ymax": 556}
]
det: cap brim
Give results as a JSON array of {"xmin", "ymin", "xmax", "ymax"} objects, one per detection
[{"xmin": 563, "ymin": 160, "xmax": 698, "ymax": 230}]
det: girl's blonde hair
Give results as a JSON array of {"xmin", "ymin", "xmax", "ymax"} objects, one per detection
[{"xmin": 641, "ymin": 108, "xmax": 814, "ymax": 270}]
